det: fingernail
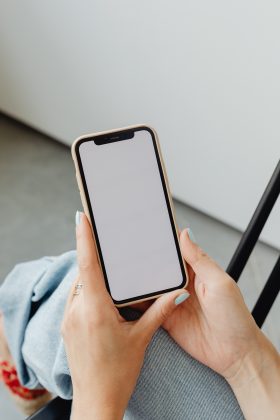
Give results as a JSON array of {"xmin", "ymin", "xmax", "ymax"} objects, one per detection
[
  {"xmin": 75, "ymin": 211, "xmax": 81, "ymax": 226},
  {"xmin": 186, "ymin": 228, "xmax": 196, "ymax": 243},
  {"xmin": 175, "ymin": 292, "xmax": 190, "ymax": 305}
]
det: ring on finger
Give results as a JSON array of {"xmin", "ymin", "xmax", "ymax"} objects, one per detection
[{"xmin": 73, "ymin": 283, "xmax": 83, "ymax": 296}]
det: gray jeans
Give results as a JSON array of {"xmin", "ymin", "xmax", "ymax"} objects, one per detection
[
  {"xmin": 123, "ymin": 308, "xmax": 243, "ymax": 420},
  {"xmin": 0, "ymin": 251, "xmax": 243, "ymax": 419}
]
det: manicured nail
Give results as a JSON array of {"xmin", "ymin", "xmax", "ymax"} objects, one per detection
[
  {"xmin": 75, "ymin": 211, "xmax": 81, "ymax": 226},
  {"xmin": 186, "ymin": 228, "xmax": 196, "ymax": 243},
  {"xmin": 175, "ymin": 292, "xmax": 190, "ymax": 305}
]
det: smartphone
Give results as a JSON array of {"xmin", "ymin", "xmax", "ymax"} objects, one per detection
[{"xmin": 72, "ymin": 125, "xmax": 188, "ymax": 306}]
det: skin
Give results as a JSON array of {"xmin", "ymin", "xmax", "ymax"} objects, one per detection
[
  {"xmin": 164, "ymin": 230, "xmax": 280, "ymax": 419},
  {"xmin": 163, "ymin": 230, "xmax": 272, "ymax": 382},
  {"xmin": 62, "ymin": 213, "xmax": 190, "ymax": 419}
]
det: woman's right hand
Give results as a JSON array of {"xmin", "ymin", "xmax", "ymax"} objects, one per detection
[{"xmin": 163, "ymin": 229, "xmax": 280, "ymax": 419}]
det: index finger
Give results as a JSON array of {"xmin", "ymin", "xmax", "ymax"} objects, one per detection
[
  {"xmin": 76, "ymin": 211, "xmax": 109, "ymax": 302},
  {"xmin": 180, "ymin": 229, "xmax": 231, "ymax": 285}
]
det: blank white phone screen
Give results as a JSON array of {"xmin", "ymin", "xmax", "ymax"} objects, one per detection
[{"xmin": 79, "ymin": 129, "xmax": 184, "ymax": 302}]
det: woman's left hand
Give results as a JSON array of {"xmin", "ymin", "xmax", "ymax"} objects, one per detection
[{"xmin": 62, "ymin": 212, "xmax": 189, "ymax": 420}]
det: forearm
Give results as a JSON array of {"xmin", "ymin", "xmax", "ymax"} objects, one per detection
[{"xmin": 228, "ymin": 334, "xmax": 280, "ymax": 420}]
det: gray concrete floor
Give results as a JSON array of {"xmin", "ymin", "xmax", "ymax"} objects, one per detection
[{"xmin": 0, "ymin": 113, "xmax": 279, "ymax": 419}]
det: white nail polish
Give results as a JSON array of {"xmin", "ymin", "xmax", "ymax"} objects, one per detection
[{"xmin": 75, "ymin": 211, "xmax": 81, "ymax": 226}]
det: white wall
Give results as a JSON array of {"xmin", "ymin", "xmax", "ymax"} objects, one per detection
[{"xmin": 0, "ymin": 0, "xmax": 279, "ymax": 248}]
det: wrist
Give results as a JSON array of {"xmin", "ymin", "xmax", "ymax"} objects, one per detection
[
  {"xmin": 226, "ymin": 331, "xmax": 278, "ymax": 390},
  {"xmin": 71, "ymin": 389, "xmax": 125, "ymax": 420},
  {"xmin": 226, "ymin": 332, "xmax": 280, "ymax": 419}
]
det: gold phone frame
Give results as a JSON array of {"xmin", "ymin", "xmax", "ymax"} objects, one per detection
[{"xmin": 71, "ymin": 124, "xmax": 188, "ymax": 307}]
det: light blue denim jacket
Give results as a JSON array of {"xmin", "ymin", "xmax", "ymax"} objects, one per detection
[{"xmin": 0, "ymin": 251, "xmax": 77, "ymax": 398}]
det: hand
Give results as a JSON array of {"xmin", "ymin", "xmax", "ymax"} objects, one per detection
[
  {"xmin": 163, "ymin": 228, "xmax": 263, "ymax": 381},
  {"xmin": 163, "ymin": 229, "xmax": 280, "ymax": 419},
  {"xmin": 61, "ymin": 213, "xmax": 189, "ymax": 420}
]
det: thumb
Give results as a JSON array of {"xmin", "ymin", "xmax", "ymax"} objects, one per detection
[{"xmin": 135, "ymin": 290, "xmax": 190, "ymax": 343}]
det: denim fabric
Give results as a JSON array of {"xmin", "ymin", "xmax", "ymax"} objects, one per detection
[{"xmin": 0, "ymin": 252, "xmax": 243, "ymax": 419}]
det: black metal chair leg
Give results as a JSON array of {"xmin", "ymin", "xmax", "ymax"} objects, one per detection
[
  {"xmin": 227, "ymin": 159, "xmax": 280, "ymax": 282},
  {"xmin": 26, "ymin": 396, "xmax": 71, "ymax": 420},
  {"xmin": 251, "ymin": 256, "xmax": 280, "ymax": 328}
]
